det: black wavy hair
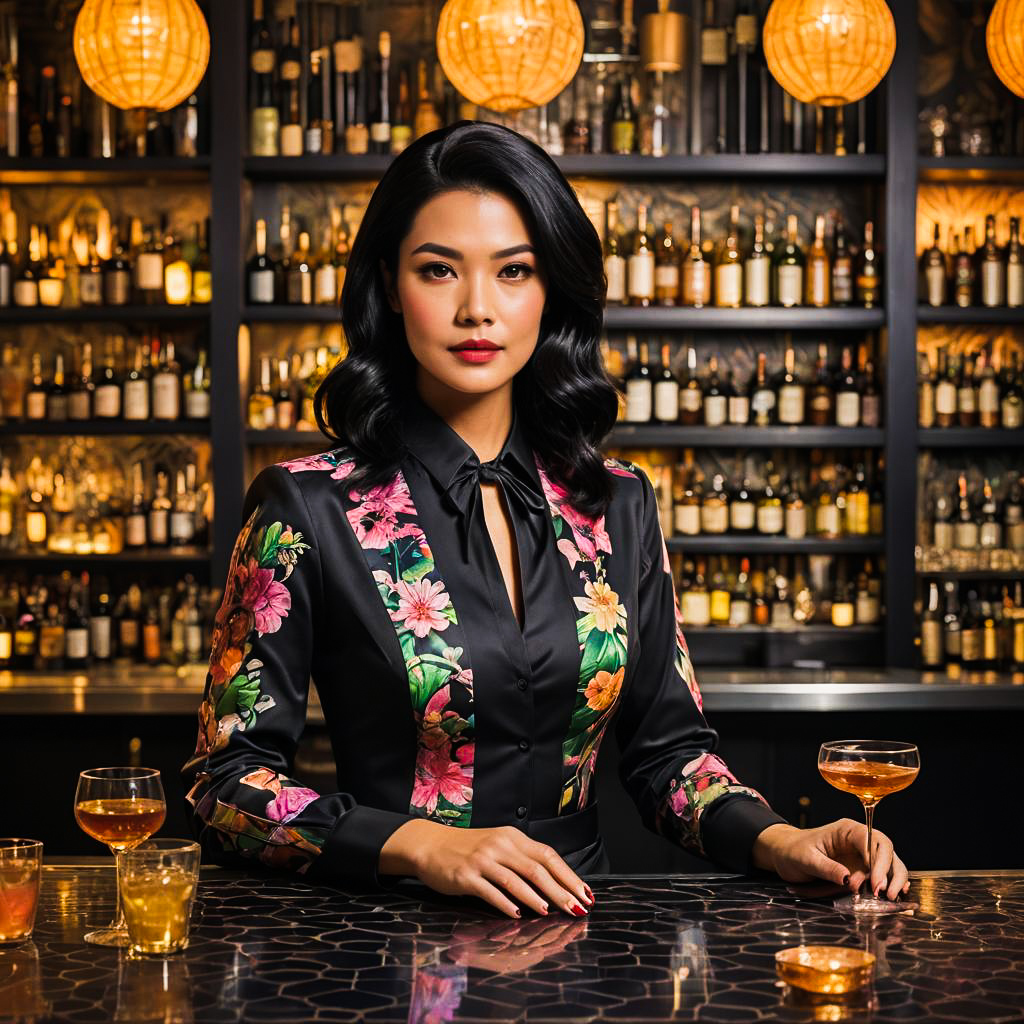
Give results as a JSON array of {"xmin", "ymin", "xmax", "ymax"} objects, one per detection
[{"xmin": 314, "ymin": 119, "xmax": 620, "ymax": 520}]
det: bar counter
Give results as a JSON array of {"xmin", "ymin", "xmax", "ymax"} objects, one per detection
[
  {"xmin": 3, "ymin": 665, "xmax": 1023, "ymax": 715},
  {"xmin": 5, "ymin": 863, "xmax": 1023, "ymax": 1022}
]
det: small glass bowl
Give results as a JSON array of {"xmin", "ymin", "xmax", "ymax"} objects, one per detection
[{"xmin": 775, "ymin": 945, "xmax": 875, "ymax": 994}]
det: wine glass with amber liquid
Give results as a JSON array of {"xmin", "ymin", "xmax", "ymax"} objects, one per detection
[
  {"xmin": 818, "ymin": 741, "xmax": 919, "ymax": 916},
  {"xmin": 74, "ymin": 767, "xmax": 166, "ymax": 946}
]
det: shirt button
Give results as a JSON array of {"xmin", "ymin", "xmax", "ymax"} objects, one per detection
[
  {"xmin": 516, "ymin": 805, "xmax": 527, "ymax": 818},
  {"xmin": 519, "ymin": 739, "xmax": 530, "ymax": 752},
  {"xmin": 516, "ymin": 678, "xmax": 528, "ymax": 691}
]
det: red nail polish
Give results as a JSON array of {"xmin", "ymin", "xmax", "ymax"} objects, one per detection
[
  {"xmin": 583, "ymin": 884, "xmax": 594, "ymax": 902},
  {"xmin": 569, "ymin": 902, "xmax": 587, "ymax": 917},
  {"xmin": 842, "ymin": 874, "xmax": 851, "ymax": 887}
]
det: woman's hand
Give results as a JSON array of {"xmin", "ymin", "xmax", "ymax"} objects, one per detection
[
  {"xmin": 751, "ymin": 820, "xmax": 910, "ymax": 901},
  {"xmin": 378, "ymin": 818, "xmax": 594, "ymax": 919},
  {"xmin": 446, "ymin": 915, "xmax": 588, "ymax": 972}
]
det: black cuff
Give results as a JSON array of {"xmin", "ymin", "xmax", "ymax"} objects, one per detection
[
  {"xmin": 306, "ymin": 805, "xmax": 418, "ymax": 889},
  {"xmin": 699, "ymin": 795, "xmax": 788, "ymax": 875}
]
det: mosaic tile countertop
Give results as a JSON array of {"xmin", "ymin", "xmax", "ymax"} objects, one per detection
[{"xmin": 2, "ymin": 865, "xmax": 1023, "ymax": 1022}]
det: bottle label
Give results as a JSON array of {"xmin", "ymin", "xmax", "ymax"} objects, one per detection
[
  {"xmin": 605, "ymin": 256, "xmax": 626, "ymax": 301},
  {"xmin": 0, "ymin": 509, "xmax": 11, "ymax": 536},
  {"xmin": 817, "ymin": 503, "xmax": 840, "ymax": 536},
  {"xmin": 835, "ymin": 392, "xmax": 861, "ymax": 427},
  {"xmin": 315, "ymin": 266, "xmax": 337, "ymax": 304},
  {"xmin": 625, "ymin": 381, "xmax": 652, "ymax": 422},
  {"xmin": 26, "ymin": 392, "xmax": 46, "ymax": 420},
  {"xmin": 730, "ymin": 501, "xmax": 755, "ymax": 531},
  {"xmin": 304, "ymin": 126, "xmax": 323, "ymax": 154},
  {"xmin": 777, "ymin": 265, "xmax": 802, "ymax": 307},
  {"xmin": 744, "ymin": 260, "xmax": 770, "ymax": 306},
  {"xmin": 751, "ymin": 389, "xmax": 775, "ymax": 416},
  {"xmin": 933, "ymin": 520, "xmax": 954, "ymax": 550},
  {"xmin": 710, "ymin": 590, "xmax": 731, "ymax": 623},
  {"xmin": 683, "ymin": 263, "xmax": 710, "ymax": 305},
  {"xmin": 152, "ymin": 376, "xmax": 180, "ymax": 420},
  {"xmin": 926, "ymin": 265, "xmax": 946, "ymax": 306},
  {"xmin": 1003, "ymin": 397, "xmax": 1023, "ymax": 428},
  {"xmin": 250, "ymin": 269, "xmax": 275, "ymax": 303},
  {"xmin": 287, "ymin": 273, "xmax": 313, "ymax": 305},
  {"xmin": 250, "ymin": 108, "xmax": 280, "ymax": 156},
  {"xmin": 1008, "ymin": 266, "xmax": 1024, "ymax": 307},
  {"xmin": 961, "ymin": 628, "xmax": 982, "ymax": 662},
  {"xmin": 280, "ymin": 123, "xmax": 304, "ymax": 156},
  {"xmin": 921, "ymin": 620, "xmax": 943, "ymax": 666},
  {"xmin": 954, "ymin": 522, "xmax": 978, "ymax": 549},
  {"xmin": 714, "ymin": 264, "xmax": 742, "ymax": 306},
  {"xmin": 13, "ymin": 281, "xmax": 38, "ymax": 306},
  {"xmin": 186, "ymin": 624, "xmax": 204, "ymax": 660},
  {"xmin": 777, "ymin": 385, "xmax": 804, "ymax": 424},
  {"xmin": 627, "ymin": 253, "xmax": 655, "ymax": 299},
  {"xmin": 135, "ymin": 253, "xmax": 164, "ymax": 291},
  {"xmin": 149, "ymin": 509, "xmax": 169, "ymax": 545},
  {"xmin": 653, "ymin": 381, "xmax": 678, "ymax": 422},
  {"xmin": 980, "ymin": 522, "xmax": 1002, "ymax": 548},
  {"xmin": 104, "ymin": 271, "xmax": 131, "ymax": 305},
  {"xmin": 80, "ymin": 273, "xmax": 103, "ymax": 305},
  {"xmin": 681, "ymin": 591, "xmax": 711, "ymax": 627},
  {"xmin": 185, "ymin": 390, "xmax": 211, "ymax": 419},
  {"xmin": 831, "ymin": 602, "xmax": 855, "ymax": 628},
  {"xmin": 68, "ymin": 393, "xmax": 91, "ymax": 420},
  {"xmin": 935, "ymin": 381, "xmax": 957, "ymax": 416},
  {"xmin": 38, "ymin": 626, "xmax": 64, "ymax": 659},
  {"xmin": 171, "ymin": 511, "xmax": 193, "ymax": 543},
  {"xmin": 982, "ymin": 262, "xmax": 1006, "ymax": 306},
  {"xmin": 123, "ymin": 382, "xmax": 149, "ymax": 420},
  {"xmin": 126, "ymin": 514, "xmax": 148, "ymax": 547},
  {"xmin": 809, "ymin": 262, "xmax": 828, "ymax": 306},
  {"xmin": 680, "ymin": 388, "xmax": 702, "ymax": 413},
  {"xmin": 66, "ymin": 628, "xmax": 89, "ymax": 660},
  {"xmin": 120, "ymin": 620, "xmax": 139, "ymax": 649},
  {"xmin": 945, "ymin": 626, "xmax": 962, "ymax": 658},
  {"xmin": 655, "ymin": 264, "xmax": 680, "ymax": 291},
  {"xmin": 857, "ymin": 594, "xmax": 880, "ymax": 625},
  {"xmin": 729, "ymin": 599, "xmax": 751, "ymax": 626},
  {"xmin": 700, "ymin": 504, "xmax": 728, "ymax": 534},
  {"xmin": 785, "ymin": 506, "xmax": 807, "ymax": 538},
  {"xmin": 756, "ymin": 505, "xmax": 784, "ymax": 534},
  {"xmin": 728, "ymin": 395, "xmax": 749, "ymax": 424},
  {"xmin": 918, "ymin": 383, "xmax": 935, "ymax": 428},
  {"xmin": 91, "ymin": 617, "xmax": 112, "ymax": 660},
  {"xmin": 370, "ymin": 122, "xmax": 391, "ymax": 144},
  {"xmin": 979, "ymin": 380, "xmax": 1000, "ymax": 415},
  {"xmin": 1010, "ymin": 521, "xmax": 1024, "ymax": 551},
  {"xmin": 703, "ymin": 394, "xmax": 727, "ymax": 426},
  {"xmin": 674, "ymin": 505, "xmax": 700, "ymax": 536}
]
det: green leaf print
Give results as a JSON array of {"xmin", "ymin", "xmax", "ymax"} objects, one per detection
[
  {"xmin": 578, "ymin": 629, "xmax": 622, "ymax": 692},
  {"xmin": 402, "ymin": 554, "xmax": 434, "ymax": 583},
  {"xmin": 408, "ymin": 660, "xmax": 452, "ymax": 712},
  {"xmin": 215, "ymin": 672, "xmax": 261, "ymax": 720},
  {"xmin": 258, "ymin": 522, "xmax": 282, "ymax": 566}
]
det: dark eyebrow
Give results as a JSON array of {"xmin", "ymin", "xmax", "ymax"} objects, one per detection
[{"xmin": 409, "ymin": 243, "xmax": 536, "ymax": 260}]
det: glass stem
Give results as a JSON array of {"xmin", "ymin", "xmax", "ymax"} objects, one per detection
[
  {"xmin": 111, "ymin": 849, "xmax": 127, "ymax": 930},
  {"xmin": 862, "ymin": 801, "xmax": 875, "ymax": 899}
]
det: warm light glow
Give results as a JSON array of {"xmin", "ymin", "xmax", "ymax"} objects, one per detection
[
  {"xmin": 987, "ymin": 0, "xmax": 1024, "ymax": 99},
  {"xmin": 762, "ymin": 0, "xmax": 897, "ymax": 106},
  {"xmin": 436, "ymin": 0, "xmax": 584, "ymax": 113},
  {"xmin": 73, "ymin": 0, "xmax": 210, "ymax": 112}
]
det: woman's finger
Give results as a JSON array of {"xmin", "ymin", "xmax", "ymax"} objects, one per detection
[
  {"xmin": 485, "ymin": 860, "xmax": 552, "ymax": 917},
  {"xmin": 471, "ymin": 872, "xmax": 527, "ymax": 919},
  {"xmin": 518, "ymin": 841, "xmax": 591, "ymax": 915},
  {"xmin": 869, "ymin": 830, "xmax": 895, "ymax": 897},
  {"xmin": 886, "ymin": 854, "xmax": 909, "ymax": 901}
]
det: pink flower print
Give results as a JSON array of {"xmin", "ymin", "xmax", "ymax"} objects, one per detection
[
  {"xmin": 537, "ymin": 464, "xmax": 613, "ymax": 563},
  {"xmin": 412, "ymin": 741, "xmax": 474, "ymax": 814},
  {"xmin": 682, "ymin": 752, "xmax": 739, "ymax": 786},
  {"xmin": 347, "ymin": 506, "xmax": 400, "ymax": 549},
  {"xmin": 391, "ymin": 578, "xmax": 451, "ymax": 638},
  {"xmin": 350, "ymin": 474, "xmax": 416, "ymax": 520},
  {"xmin": 330, "ymin": 460, "xmax": 354, "ymax": 480},
  {"xmin": 281, "ymin": 454, "xmax": 338, "ymax": 474},
  {"xmin": 239, "ymin": 560, "xmax": 292, "ymax": 634},
  {"xmin": 557, "ymin": 538, "xmax": 580, "ymax": 567},
  {"xmin": 265, "ymin": 786, "xmax": 321, "ymax": 823},
  {"xmin": 604, "ymin": 458, "xmax": 637, "ymax": 479},
  {"xmin": 420, "ymin": 685, "xmax": 456, "ymax": 749}
]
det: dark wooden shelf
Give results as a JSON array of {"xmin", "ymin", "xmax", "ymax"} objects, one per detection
[
  {"xmin": 918, "ymin": 428, "xmax": 1024, "ymax": 448},
  {"xmin": 2, "ymin": 306, "xmax": 210, "ymax": 324},
  {"xmin": 602, "ymin": 306, "xmax": 886, "ymax": 330},
  {"xmin": 0, "ymin": 157, "xmax": 211, "ymax": 185},
  {"xmin": 916, "ymin": 568, "xmax": 1024, "ymax": 580},
  {"xmin": 666, "ymin": 536, "xmax": 885, "ymax": 555},
  {"xmin": 0, "ymin": 548, "xmax": 211, "ymax": 565},
  {"xmin": 917, "ymin": 305, "xmax": 1024, "ymax": 324},
  {"xmin": 244, "ymin": 153, "xmax": 886, "ymax": 182},
  {"xmin": 246, "ymin": 429, "xmax": 329, "ymax": 446},
  {"xmin": 608, "ymin": 425, "xmax": 885, "ymax": 447},
  {"xmin": 242, "ymin": 305, "xmax": 339, "ymax": 323},
  {"xmin": 685, "ymin": 624, "xmax": 884, "ymax": 668},
  {"xmin": 0, "ymin": 420, "xmax": 210, "ymax": 437},
  {"xmin": 919, "ymin": 156, "xmax": 1024, "ymax": 183}
]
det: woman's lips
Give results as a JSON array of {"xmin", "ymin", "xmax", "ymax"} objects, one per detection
[{"xmin": 450, "ymin": 348, "xmax": 501, "ymax": 363}]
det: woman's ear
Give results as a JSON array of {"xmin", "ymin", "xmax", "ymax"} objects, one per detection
[{"xmin": 379, "ymin": 258, "xmax": 402, "ymax": 314}]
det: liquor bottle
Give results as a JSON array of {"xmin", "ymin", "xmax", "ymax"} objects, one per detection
[
  {"xmin": 750, "ymin": 351, "xmax": 775, "ymax": 426},
  {"xmin": 286, "ymin": 231, "xmax": 313, "ymax": 304},
  {"xmin": 980, "ymin": 214, "xmax": 1006, "ymax": 308},
  {"xmin": 805, "ymin": 213, "xmax": 831, "ymax": 307},
  {"xmin": 170, "ymin": 469, "xmax": 194, "ymax": 547},
  {"xmin": 954, "ymin": 226, "xmax": 974, "ymax": 307},
  {"xmin": 369, "ymin": 31, "xmax": 391, "ymax": 155},
  {"xmin": 94, "ymin": 337, "xmax": 122, "ymax": 419},
  {"xmin": 43, "ymin": 351, "xmax": 67, "ymax": 420},
  {"xmin": 954, "ymin": 474, "xmax": 978, "ymax": 550},
  {"xmin": 68, "ymin": 342, "xmax": 94, "ymax": 421},
  {"xmin": 672, "ymin": 455, "xmax": 701, "ymax": 537},
  {"xmin": 730, "ymin": 558, "xmax": 753, "ymax": 626},
  {"xmin": 313, "ymin": 223, "xmax": 337, "ymax": 306},
  {"xmin": 134, "ymin": 224, "xmax": 165, "ymax": 305},
  {"xmin": 274, "ymin": 358, "xmax": 296, "ymax": 429},
  {"xmin": 920, "ymin": 580, "xmax": 944, "ymax": 668},
  {"xmin": 654, "ymin": 220, "xmax": 680, "ymax": 306},
  {"xmin": 702, "ymin": 355, "xmax": 727, "ymax": 427},
  {"xmin": 979, "ymin": 479, "xmax": 1002, "ymax": 550},
  {"xmin": 701, "ymin": 475, "xmax": 729, "ymax": 535},
  {"xmin": 248, "ymin": 218, "xmax": 277, "ymax": 304},
  {"xmin": 278, "ymin": 16, "xmax": 303, "ymax": 156},
  {"xmin": 90, "ymin": 581, "xmax": 113, "ymax": 663},
  {"xmin": 123, "ymin": 342, "xmax": 150, "ymax": 421},
  {"xmin": 639, "ymin": 69, "xmax": 670, "ymax": 157},
  {"xmin": 148, "ymin": 469, "xmax": 171, "ymax": 547},
  {"xmin": 682, "ymin": 206, "xmax": 711, "ymax": 307},
  {"xmin": 957, "ymin": 354, "xmax": 978, "ymax": 427},
  {"xmin": 192, "ymin": 219, "xmax": 212, "ymax": 303},
  {"xmin": 756, "ymin": 466, "xmax": 784, "ymax": 535},
  {"xmin": 103, "ymin": 223, "xmax": 131, "ymax": 306},
  {"xmin": 808, "ymin": 343, "xmax": 834, "ymax": 426},
  {"xmin": 604, "ymin": 201, "xmax": 627, "ymax": 305},
  {"xmin": 163, "ymin": 230, "xmax": 191, "ymax": 305},
  {"xmin": 563, "ymin": 77, "xmax": 590, "ymax": 155},
  {"xmin": 700, "ymin": 0, "xmax": 728, "ymax": 153},
  {"xmin": 12, "ymin": 224, "xmax": 40, "ymax": 307},
  {"xmin": 729, "ymin": 468, "xmax": 756, "ymax": 532},
  {"xmin": 124, "ymin": 463, "xmax": 147, "ymax": 549},
  {"xmin": 922, "ymin": 222, "xmax": 947, "ymax": 307},
  {"xmin": 918, "ymin": 352, "xmax": 936, "ymax": 428},
  {"xmin": 682, "ymin": 559, "xmax": 711, "ymax": 626},
  {"xmin": 934, "ymin": 349, "xmax": 957, "ymax": 428},
  {"xmin": 679, "ymin": 346, "xmax": 702, "ymax": 425},
  {"xmin": 0, "ymin": 237, "xmax": 11, "ymax": 307},
  {"xmin": 413, "ymin": 58, "xmax": 441, "ymax": 139},
  {"xmin": 831, "ymin": 215, "xmax": 854, "ymax": 306},
  {"xmin": 184, "ymin": 348, "xmax": 211, "ymax": 419},
  {"xmin": 624, "ymin": 340, "xmax": 653, "ymax": 423},
  {"xmin": 714, "ymin": 204, "xmax": 743, "ymax": 308},
  {"xmin": 774, "ymin": 214, "xmax": 804, "ymax": 308},
  {"xmin": 610, "ymin": 75, "xmax": 635, "ymax": 154},
  {"xmin": 776, "ymin": 342, "xmax": 805, "ymax": 425},
  {"xmin": 249, "ymin": 0, "xmax": 279, "ymax": 156},
  {"xmin": 1008, "ymin": 216, "xmax": 1023, "ymax": 308},
  {"xmin": 861, "ymin": 357, "xmax": 881, "ymax": 427},
  {"xmin": 743, "ymin": 212, "xmax": 770, "ymax": 307},
  {"xmin": 64, "ymin": 584, "xmax": 90, "ymax": 669},
  {"xmin": 856, "ymin": 220, "xmax": 880, "ymax": 307},
  {"xmin": 306, "ymin": 49, "xmax": 325, "ymax": 155},
  {"xmin": 834, "ymin": 346, "xmax": 860, "ymax": 427},
  {"xmin": 24, "ymin": 352, "xmax": 46, "ymax": 420},
  {"xmin": 627, "ymin": 204, "xmax": 655, "ymax": 307},
  {"xmin": 727, "ymin": 368, "xmax": 750, "ymax": 424},
  {"xmin": 1002, "ymin": 351, "xmax": 1023, "ymax": 428},
  {"xmin": 249, "ymin": 356, "xmax": 276, "ymax": 429},
  {"xmin": 0, "ymin": 459, "xmax": 15, "ymax": 547},
  {"xmin": 652, "ymin": 341, "xmax": 678, "ymax": 423},
  {"xmin": 977, "ymin": 350, "xmax": 1000, "ymax": 429},
  {"xmin": 151, "ymin": 339, "xmax": 180, "ymax": 420}
]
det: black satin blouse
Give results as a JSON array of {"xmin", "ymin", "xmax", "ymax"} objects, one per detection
[{"xmin": 180, "ymin": 391, "xmax": 785, "ymax": 888}]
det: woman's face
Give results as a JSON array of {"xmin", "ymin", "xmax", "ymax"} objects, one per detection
[{"xmin": 380, "ymin": 188, "xmax": 547, "ymax": 398}]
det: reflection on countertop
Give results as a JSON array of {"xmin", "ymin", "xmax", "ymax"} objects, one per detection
[
  {"xmin": 7, "ymin": 865, "xmax": 1024, "ymax": 1023},
  {"xmin": 2, "ymin": 664, "xmax": 1023, "ymax": 716}
]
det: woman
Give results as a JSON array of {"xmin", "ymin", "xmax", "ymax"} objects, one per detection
[{"xmin": 181, "ymin": 120, "xmax": 908, "ymax": 920}]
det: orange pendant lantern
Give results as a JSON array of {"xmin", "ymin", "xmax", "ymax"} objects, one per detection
[{"xmin": 987, "ymin": 0, "xmax": 1024, "ymax": 99}]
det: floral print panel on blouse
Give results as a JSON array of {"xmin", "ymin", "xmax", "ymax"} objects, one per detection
[{"xmin": 180, "ymin": 394, "xmax": 785, "ymax": 887}]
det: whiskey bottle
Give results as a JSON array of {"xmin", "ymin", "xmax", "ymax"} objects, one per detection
[
  {"xmin": 805, "ymin": 213, "xmax": 830, "ymax": 307},
  {"xmin": 652, "ymin": 341, "xmax": 678, "ymax": 423},
  {"xmin": 743, "ymin": 212, "xmax": 770, "ymax": 307},
  {"xmin": 774, "ymin": 214, "xmax": 804, "ymax": 308},
  {"xmin": 627, "ymin": 204, "xmax": 655, "ymax": 306},
  {"xmin": 93, "ymin": 337, "xmax": 122, "ymax": 419},
  {"xmin": 834, "ymin": 345, "xmax": 861, "ymax": 427},
  {"xmin": 702, "ymin": 355, "xmax": 727, "ymax": 426},
  {"xmin": 369, "ymin": 31, "xmax": 391, "ymax": 155},
  {"xmin": 776, "ymin": 341, "xmax": 805, "ymax": 425},
  {"xmin": 604, "ymin": 201, "xmax": 627, "ymax": 305},
  {"xmin": 922, "ymin": 222, "xmax": 947, "ymax": 307},
  {"xmin": 750, "ymin": 351, "xmax": 776, "ymax": 426},
  {"xmin": 248, "ymin": 218, "xmax": 277, "ymax": 304},
  {"xmin": 278, "ymin": 16, "xmax": 303, "ymax": 156},
  {"xmin": 679, "ymin": 346, "xmax": 702, "ymax": 425},
  {"xmin": 808, "ymin": 343, "xmax": 834, "ymax": 426},
  {"xmin": 68, "ymin": 342, "xmax": 94, "ymax": 421},
  {"xmin": 954, "ymin": 226, "xmax": 974, "ymax": 307},
  {"xmin": 249, "ymin": 0, "xmax": 279, "ymax": 156},
  {"xmin": 248, "ymin": 356, "xmax": 276, "ymax": 429},
  {"xmin": 682, "ymin": 205, "xmax": 711, "ymax": 307},
  {"xmin": 856, "ymin": 220, "xmax": 879, "ymax": 308},
  {"xmin": 1008, "ymin": 216, "xmax": 1023, "ymax": 308},
  {"xmin": 980, "ymin": 214, "xmax": 1006, "ymax": 308},
  {"xmin": 934, "ymin": 349, "xmax": 957, "ymax": 428},
  {"xmin": 714, "ymin": 204, "xmax": 743, "ymax": 308},
  {"xmin": 831, "ymin": 215, "xmax": 854, "ymax": 306},
  {"xmin": 655, "ymin": 219, "xmax": 680, "ymax": 306},
  {"xmin": 918, "ymin": 352, "xmax": 936, "ymax": 428}
]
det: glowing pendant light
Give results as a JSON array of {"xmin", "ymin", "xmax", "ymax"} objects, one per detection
[
  {"xmin": 73, "ymin": 0, "xmax": 210, "ymax": 113},
  {"xmin": 762, "ymin": 0, "xmax": 897, "ymax": 107},
  {"xmin": 987, "ymin": 0, "xmax": 1024, "ymax": 99},
  {"xmin": 436, "ymin": 0, "xmax": 585, "ymax": 113}
]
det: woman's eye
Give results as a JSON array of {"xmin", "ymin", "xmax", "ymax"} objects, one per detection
[
  {"xmin": 501, "ymin": 263, "xmax": 534, "ymax": 279},
  {"xmin": 418, "ymin": 262, "xmax": 452, "ymax": 280},
  {"xmin": 416, "ymin": 262, "xmax": 534, "ymax": 280}
]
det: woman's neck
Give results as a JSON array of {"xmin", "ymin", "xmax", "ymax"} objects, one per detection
[{"xmin": 415, "ymin": 376, "xmax": 514, "ymax": 464}]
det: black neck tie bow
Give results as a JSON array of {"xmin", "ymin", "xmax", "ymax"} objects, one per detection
[{"xmin": 444, "ymin": 451, "xmax": 547, "ymax": 563}]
